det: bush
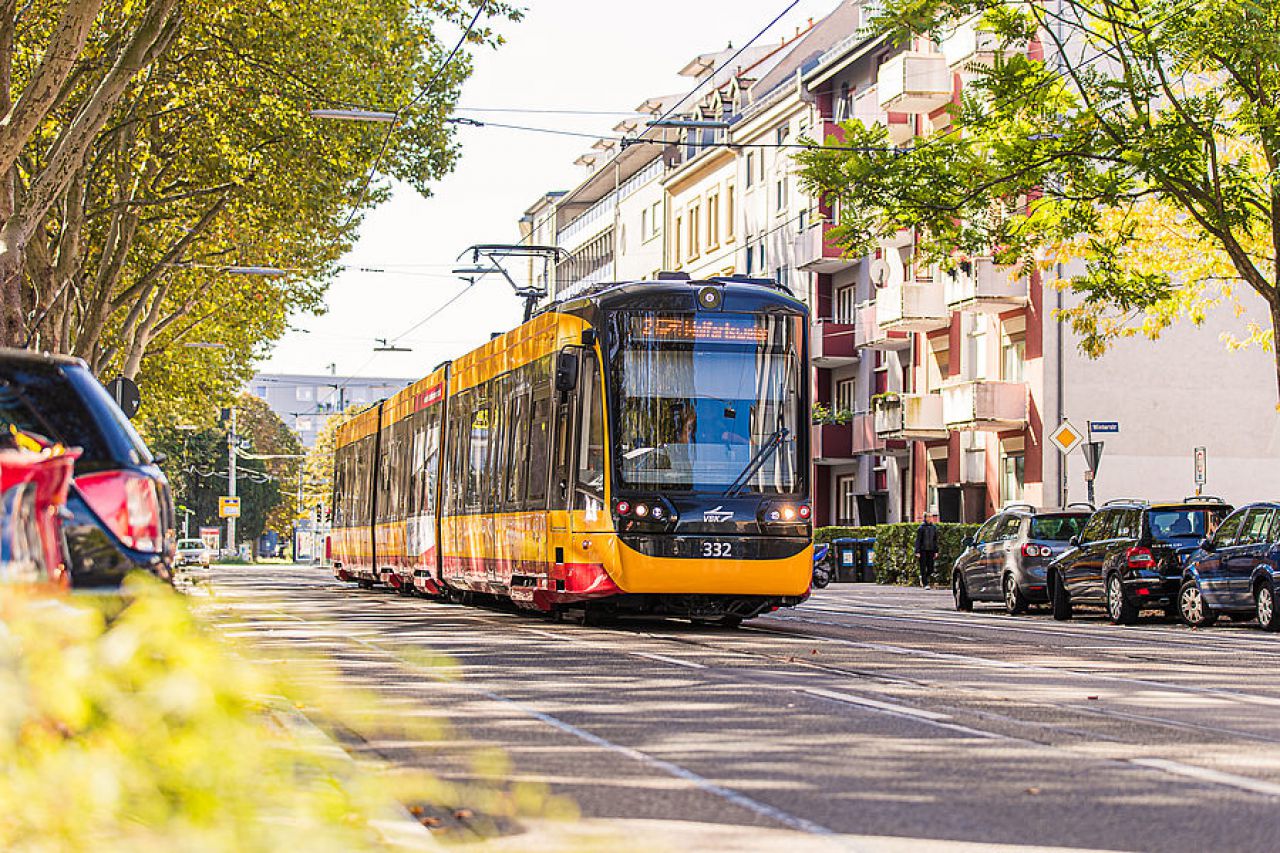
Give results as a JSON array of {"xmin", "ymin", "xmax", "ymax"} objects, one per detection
[
  {"xmin": 872, "ymin": 523, "xmax": 981, "ymax": 586},
  {"xmin": 0, "ymin": 577, "xmax": 569, "ymax": 849},
  {"xmin": 814, "ymin": 525, "xmax": 877, "ymax": 544}
]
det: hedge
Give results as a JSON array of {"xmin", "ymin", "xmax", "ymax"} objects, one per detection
[{"xmin": 815, "ymin": 523, "xmax": 982, "ymax": 586}]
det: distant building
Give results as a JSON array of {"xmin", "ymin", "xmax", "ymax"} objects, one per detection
[{"xmin": 246, "ymin": 373, "xmax": 412, "ymax": 447}]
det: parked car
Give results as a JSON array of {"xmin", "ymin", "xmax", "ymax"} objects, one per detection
[
  {"xmin": 175, "ymin": 538, "xmax": 214, "ymax": 568},
  {"xmin": 0, "ymin": 442, "xmax": 80, "ymax": 587},
  {"xmin": 1178, "ymin": 501, "xmax": 1280, "ymax": 630},
  {"xmin": 952, "ymin": 504, "xmax": 1094, "ymax": 614},
  {"xmin": 0, "ymin": 348, "xmax": 175, "ymax": 587},
  {"xmin": 1048, "ymin": 497, "xmax": 1232, "ymax": 624}
]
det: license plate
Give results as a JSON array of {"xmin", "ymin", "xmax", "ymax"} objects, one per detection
[{"xmin": 700, "ymin": 540, "xmax": 733, "ymax": 558}]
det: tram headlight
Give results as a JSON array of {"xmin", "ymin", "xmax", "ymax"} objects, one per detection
[
  {"xmin": 634, "ymin": 503, "xmax": 650, "ymax": 518},
  {"xmin": 758, "ymin": 501, "xmax": 811, "ymax": 532}
]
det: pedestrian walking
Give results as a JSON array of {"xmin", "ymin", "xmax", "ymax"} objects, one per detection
[{"xmin": 916, "ymin": 512, "xmax": 939, "ymax": 588}]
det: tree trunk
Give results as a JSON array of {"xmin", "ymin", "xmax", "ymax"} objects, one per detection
[
  {"xmin": 1271, "ymin": 291, "xmax": 1280, "ymax": 403},
  {"xmin": 0, "ymin": 216, "xmax": 27, "ymax": 346}
]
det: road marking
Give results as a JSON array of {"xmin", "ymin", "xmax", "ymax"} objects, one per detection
[
  {"xmin": 629, "ymin": 651, "xmax": 707, "ymax": 669},
  {"xmin": 1129, "ymin": 759, "xmax": 1280, "ymax": 799},
  {"xmin": 800, "ymin": 687, "xmax": 950, "ymax": 721}
]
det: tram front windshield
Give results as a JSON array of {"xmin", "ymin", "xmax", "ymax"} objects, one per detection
[{"xmin": 610, "ymin": 311, "xmax": 803, "ymax": 494}]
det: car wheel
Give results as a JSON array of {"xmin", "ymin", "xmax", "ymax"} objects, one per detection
[
  {"xmin": 953, "ymin": 571, "xmax": 973, "ymax": 612},
  {"xmin": 1050, "ymin": 570, "xmax": 1073, "ymax": 621},
  {"xmin": 1003, "ymin": 574, "xmax": 1029, "ymax": 616},
  {"xmin": 719, "ymin": 615, "xmax": 744, "ymax": 629},
  {"xmin": 1256, "ymin": 581, "xmax": 1280, "ymax": 632},
  {"xmin": 1178, "ymin": 579, "xmax": 1217, "ymax": 628},
  {"xmin": 1106, "ymin": 574, "xmax": 1139, "ymax": 625}
]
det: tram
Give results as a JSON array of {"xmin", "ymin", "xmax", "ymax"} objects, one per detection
[{"xmin": 329, "ymin": 275, "xmax": 812, "ymax": 624}]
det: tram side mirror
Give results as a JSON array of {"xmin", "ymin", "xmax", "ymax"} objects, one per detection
[
  {"xmin": 1068, "ymin": 535, "xmax": 1081, "ymax": 547},
  {"xmin": 1200, "ymin": 537, "xmax": 1215, "ymax": 552},
  {"xmin": 961, "ymin": 536, "xmax": 974, "ymax": 548},
  {"xmin": 555, "ymin": 351, "xmax": 580, "ymax": 392}
]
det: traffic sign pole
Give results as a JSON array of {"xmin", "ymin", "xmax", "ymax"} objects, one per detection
[{"xmin": 227, "ymin": 407, "xmax": 237, "ymax": 556}]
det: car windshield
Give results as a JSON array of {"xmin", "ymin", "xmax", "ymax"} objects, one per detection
[
  {"xmin": 1030, "ymin": 514, "xmax": 1090, "ymax": 542},
  {"xmin": 1148, "ymin": 508, "xmax": 1224, "ymax": 540},
  {"xmin": 177, "ymin": 540, "xmax": 204, "ymax": 549},
  {"xmin": 609, "ymin": 310, "xmax": 804, "ymax": 494}
]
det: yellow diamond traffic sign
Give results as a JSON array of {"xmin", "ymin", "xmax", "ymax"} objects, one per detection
[{"xmin": 1050, "ymin": 421, "xmax": 1084, "ymax": 455}]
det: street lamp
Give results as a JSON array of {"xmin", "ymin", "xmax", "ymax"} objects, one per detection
[
  {"xmin": 373, "ymin": 338, "xmax": 412, "ymax": 353},
  {"xmin": 222, "ymin": 265, "xmax": 288, "ymax": 276},
  {"xmin": 309, "ymin": 108, "xmax": 398, "ymax": 123},
  {"xmin": 182, "ymin": 341, "xmax": 226, "ymax": 349}
]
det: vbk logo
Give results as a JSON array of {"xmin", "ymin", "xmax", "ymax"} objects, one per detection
[{"xmin": 703, "ymin": 505, "xmax": 734, "ymax": 523}]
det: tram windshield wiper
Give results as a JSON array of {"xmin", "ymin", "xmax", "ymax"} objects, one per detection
[{"xmin": 722, "ymin": 425, "xmax": 788, "ymax": 498}]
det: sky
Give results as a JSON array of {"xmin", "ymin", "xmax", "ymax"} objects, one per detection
[{"xmin": 255, "ymin": 0, "xmax": 840, "ymax": 383}]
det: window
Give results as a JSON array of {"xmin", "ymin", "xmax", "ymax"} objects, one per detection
[
  {"xmin": 1080, "ymin": 511, "xmax": 1113, "ymax": 544},
  {"xmin": 995, "ymin": 515, "xmax": 1023, "ymax": 541},
  {"xmin": 745, "ymin": 241, "xmax": 755, "ymax": 274},
  {"xmin": 835, "ymin": 378, "xmax": 857, "ymax": 413},
  {"xmin": 295, "ymin": 416, "xmax": 313, "ymax": 432},
  {"xmin": 837, "ymin": 82, "xmax": 851, "ymax": 121},
  {"xmin": 745, "ymin": 152, "xmax": 756, "ymax": 187},
  {"xmin": 927, "ymin": 336, "xmax": 949, "ymax": 392},
  {"xmin": 775, "ymin": 176, "xmax": 788, "ymax": 213},
  {"xmin": 295, "ymin": 386, "xmax": 314, "ymax": 402},
  {"xmin": 1238, "ymin": 508, "xmax": 1276, "ymax": 545},
  {"xmin": 576, "ymin": 358, "xmax": 605, "ymax": 508},
  {"xmin": 974, "ymin": 516, "xmax": 1001, "ymax": 545},
  {"xmin": 640, "ymin": 208, "xmax": 648, "ymax": 241},
  {"xmin": 776, "ymin": 123, "xmax": 790, "ymax": 146},
  {"xmin": 725, "ymin": 183, "xmax": 736, "ymax": 241},
  {"xmin": 968, "ymin": 313, "xmax": 988, "ymax": 380},
  {"xmin": 465, "ymin": 396, "xmax": 490, "ymax": 512},
  {"xmin": 837, "ymin": 474, "xmax": 860, "ymax": 525},
  {"xmin": 674, "ymin": 215, "xmax": 683, "ymax": 263},
  {"xmin": 835, "ymin": 286, "xmax": 857, "ymax": 323},
  {"xmin": 706, "ymin": 191, "xmax": 720, "ymax": 249},
  {"xmin": 504, "ymin": 388, "xmax": 528, "ymax": 507},
  {"xmin": 526, "ymin": 395, "xmax": 551, "ymax": 506},
  {"xmin": 255, "ymin": 385, "xmax": 267, "ymax": 398},
  {"xmin": 1114, "ymin": 509, "xmax": 1140, "ymax": 539},
  {"xmin": 1002, "ymin": 318, "xmax": 1026, "ymax": 382},
  {"xmin": 1210, "ymin": 510, "xmax": 1245, "ymax": 548},
  {"xmin": 687, "ymin": 204, "xmax": 701, "ymax": 258},
  {"xmin": 1000, "ymin": 450, "xmax": 1025, "ymax": 505},
  {"xmin": 774, "ymin": 266, "xmax": 789, "ymax": 290}
]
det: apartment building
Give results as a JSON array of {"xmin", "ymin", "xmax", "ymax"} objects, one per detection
[{"xmin": 519, "ymin": 0, "xmax": 1280, "ymax": 525}]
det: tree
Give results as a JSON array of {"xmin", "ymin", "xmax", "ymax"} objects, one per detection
[
  {"xmin": 3, "ymin": 0, "xmax": 518, "ymax": 412},
  {"xmin": 301, "ymin": 405, "xmax": 363, "ymax": 520},
  {"xmin": 234, "ymin": 393, "xmax": 304, "ymax": 536},
  {"xmin": 795, "ymin": 0, "xmax": 1280, "ymax": 395}
]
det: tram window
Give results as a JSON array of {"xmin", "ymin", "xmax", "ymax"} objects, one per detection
[
  {"xmin": 487, "ymin": 379, "xmax": 507, "ymax": 511},
  {"xmin": 506, "ymin": 389, "xmax": 528, "ymax": 509},
  {"xmin": 466, "ymin": 395, "xmax": 490, "ymax": 513},
  {"xmin": 446, "ymin": 390, "xmax": 470, "ymax": 515},
  {"xmin": 576, "ymin": 357, "xmax": 605, "ymax": 507},
  {"xmin": 526, "ymin": 395, "xmax": 551, "ymax": 506}
]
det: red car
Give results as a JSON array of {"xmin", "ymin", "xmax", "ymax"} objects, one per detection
[{"xmin": 0, "ymin": 442, "xmax": 81, "ymax": 587}]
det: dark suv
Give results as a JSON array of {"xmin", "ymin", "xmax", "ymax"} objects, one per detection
[
  {"xmin": 952, "ymin": 504, "xmax": 1093, "ymax": 614},
  {"xmin": 1048, "ymin": 498, "xmax": 1232, "ymax": 624},
  {"xmin": 0, "ymin": 349, "xmax": 175, "ymax": 587}
]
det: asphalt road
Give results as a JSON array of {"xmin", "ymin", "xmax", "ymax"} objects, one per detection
[{"xmin": 195, "ymin": 565, "xmax": 1280, "ymax": 852}]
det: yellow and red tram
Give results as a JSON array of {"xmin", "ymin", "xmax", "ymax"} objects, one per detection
[{"xmin": 330, "ymin": 276, "xmax": 813, "ymax": 623}]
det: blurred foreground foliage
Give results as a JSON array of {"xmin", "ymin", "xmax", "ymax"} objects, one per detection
[{"xmin": 0, "ymin": 576, "xmax": 572, "ymax": 849}]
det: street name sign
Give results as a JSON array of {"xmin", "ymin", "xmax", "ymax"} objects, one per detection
[
  {"xmin": 1050, "ymin": 421, "xmax": 1084, "ymax": 454},
  {"xmin": 218, "ymin": 496, "xmax": 241, "ymax": 518},
  {"xmin": 1194, "ymin": 447, "xmax": 1207, "ymax": 487},
  {"xmin": 1089, "ymin": 421, "xmax": 1120, "ymax": 434}
]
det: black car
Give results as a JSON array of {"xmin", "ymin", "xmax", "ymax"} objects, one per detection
[
  {"xmin": 1048, "ymin": 498, "xmax": 1232, "ymax": 624},
  {"xmin": 952, "ymin": 504, "xmax": 1093, "ymax": 614},
  {"xmin": 0, "ymin": 349, "xmax": 175, "ymax": 587}
]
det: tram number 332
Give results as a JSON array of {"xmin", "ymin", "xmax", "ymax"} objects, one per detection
[{"xmin": 701, "ymin": 541, "xmax": 733, "ymax": 558}]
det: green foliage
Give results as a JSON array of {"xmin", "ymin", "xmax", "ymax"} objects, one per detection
[
  {"xmin": 872, "ymin": 523, "xmax": 981, "ymax": 586},
  {"xmin": 811, "ymin": 402, "xmax": 856, "ymax": 425},
  {"xmin": 796, "ymin": 0, "xmax": 1280, "ymax": 392},
  {"xmin": 814, "ymin": 525, "xmax": 877, "ymax": 544},
  {"xmin": 0, "ymin": 579, "xmax": 426, "ymax": 849}
]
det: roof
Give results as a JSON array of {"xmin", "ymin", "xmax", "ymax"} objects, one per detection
[
  {"xmin": 748, "ymin": 1, "xmax": 862, "ymax": 104},
  {"xmin": 0, "ymin": 347, "xmax": 85, "ymax": 368}
]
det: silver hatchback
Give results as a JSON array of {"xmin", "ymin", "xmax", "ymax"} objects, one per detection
[{"xmin": 953, "ymin": 506, "xmax": 1093, "ymax": 614}]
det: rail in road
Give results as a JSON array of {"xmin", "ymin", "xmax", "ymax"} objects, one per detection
[{"xmin": 196, "ymin": 566, "xmax": 1280, "ymax": 852}]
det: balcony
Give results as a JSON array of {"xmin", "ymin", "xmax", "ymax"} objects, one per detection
[
  {"xmin": 813, "ymin": 414, "xmax": 884, "ymax": 464},
  {"xmin": 873, "ymin": 393, "xmax": 948, "ymax": 440},
  {"xmin": 853, "ymin": 301, "xmax": 910, "ymax": 350},
  {"xmin": 942, "ymin": 381, "xmax": 1028, "ymax": 431},
  {"xmin": 941, "ymin": 19, "xmax": 1001, "ymax": 70},
  {"xmin": 877, "ymin": 52, "xmax": 953, "ymax": 115},
  {"xmin": 812, "ymin": 319, "xmax": 857, "ymax": 367},
  {"xmin": 852, "ymin": 87, "xmax": 913, "ymax": 145},
  {"xmin": 794, "ymin": 222, "xmax": 857, "ymax": 274},
  {"xmin": 942, "ymin": 258, "xmax": 1028, "ymax": 313},
  {"xmin": 875, "ymin": 280, "xmax": 949, "ymax": 333}
]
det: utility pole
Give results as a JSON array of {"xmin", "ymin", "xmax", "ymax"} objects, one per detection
[{"xmin": 227, "ymin": 407, "xmax": 237, "ymax": 555}]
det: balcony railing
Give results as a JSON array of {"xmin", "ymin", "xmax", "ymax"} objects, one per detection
[
  {"xmin": 794, "ymin": 222, "xmax": 857, "ymax": 273},
  {"xmin": 873, "ymin": 393, "xmax": 948, "ymax": 440},
  {"xmin": 877, "ymin": 51, "xmax": 953, "ymax": 115},
  {"xmin": 813, "ymin": 414, "xmax": 884, "ymax": 463},
  {"xmin": 942, "ymin": 258, "xmax": 1028, "ymax": 313},
  {"xmin": 854, "ymin": 301, "xmax": 910, "ymax": 350},
  {"xmin": 812, "ymin": 319, "xmax": 857, "ymax": 366},
  {"xmin": 875, "ymin": 280, "xmax": 949, "ymax": 333},
  {"xmin": 942, "ymin": 381, "xmax": 1029, "ymax": 431},
  {"xmin": 941, "ymin": 17, "xmax": 1025, "ymax": 71}
]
